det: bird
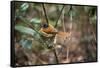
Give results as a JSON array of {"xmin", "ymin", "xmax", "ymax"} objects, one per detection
[
  {"xmin": 39, "ymin": 23, "xmax": 71, "ymax": 38},
  {"xmin": 39, "ymin": 23, "xmax": 58, "ymax": 37},
  {"xmin": 39, "ymin": 23, "xmax": 71, "ymax": 48}
]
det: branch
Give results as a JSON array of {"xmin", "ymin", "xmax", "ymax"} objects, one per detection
[
  {"xmin": 53, "ymin": 47, "xmax": 59, "ymax": 63},
  {"xmin": 42, "ymin": 3, "xmax": 49, "ymax": 24},
  {"xmin": 54, "ymin": 5, "xmax": 65, "ymax": 28},
  {"xmin": 62, "ymin": 8, "xmax": 66, "ymax": 32}
]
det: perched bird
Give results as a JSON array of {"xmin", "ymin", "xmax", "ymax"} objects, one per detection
[
  {"xmin": 39, "ymin": 23, "xmax": 58, "ymax": 37},
  {"xmin": 39, "ymin": 23, "xmax": 71, "ymax": 45}
]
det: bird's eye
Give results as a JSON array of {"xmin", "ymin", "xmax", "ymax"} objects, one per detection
[{"xmin": 42, "ymin": 23, "xmax": 48, "ymax": 28}]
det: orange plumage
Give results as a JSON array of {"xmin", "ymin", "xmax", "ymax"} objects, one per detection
[
  {"xmin": 40, "ymin": 24, "xmax": 57, "ymax": 33},
  {"xmin": 39, "ymin": 23, "xmax": 71, "ymax": 38}
]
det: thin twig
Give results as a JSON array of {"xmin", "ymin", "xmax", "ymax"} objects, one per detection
[
  {"xmin": 70, "ymin": 6, "xmax": 73, "ymax": 31},
  {"xmin": 66, "ymin": 46, "xmax": 69, "ymax": 62},
  {"xmin": 62, "ymin": 8, "xmax": 66, "ymax": 32},
  {"xmin": 52, "ymin": 46, "xmax": 59, "ymax": 64},
  {"xmin": 55, "ymin": 5, "xmax": 65, "ymax": 28},
  {"xmin": 42, "ymin": 3, "xmax": 49, "ymax": 24},
  {"xmin": 66, "ymin": 5, "xmax": 73, "ymax": 62}
]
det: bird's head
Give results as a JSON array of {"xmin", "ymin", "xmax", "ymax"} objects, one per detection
[{"xmin": 41, "ymin": 23, "xmax": 49, "ymax": 28}]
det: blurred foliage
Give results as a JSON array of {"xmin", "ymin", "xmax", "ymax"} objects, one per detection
[
  {"xmin": 15, "ymin": 25, "xmax": 36, "ymax": 36},
  {"xmin": 13, "ymin": 2, "xmax": 97, "ymax": 66},
  {"xmin": 20, "ymin": 3, "xmax": 29, "ymax": 11}
]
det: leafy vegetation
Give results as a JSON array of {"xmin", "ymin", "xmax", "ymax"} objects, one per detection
[{"xmin": 13, "ymin": 2, "xmax": 97, "ymax": 66}]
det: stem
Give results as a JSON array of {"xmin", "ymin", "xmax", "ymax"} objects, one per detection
[
  {"xmin": 62, "ymin": 8, "xmax": 66, "ymax": 32},
  {"xmin": 66, "ymin": 5, "xmax": 73, "ymax": 62},
  {"xmin": 66, "ymin": 46, "xmax": 69, "ymax": 62},
  {"xmin": 42, "ymin": 3, "xmax": 49, "ymax": 24},
  {"xmin": 52, "ymin": 47, "xmax": 59, "ymax": 64},
  {"xmin": 69, "ymin": 6, "xmax": 73, "ymax": 31},
  {"xmin": 55, "ymin": 5, "xmax": 65, "ymax": 28}
]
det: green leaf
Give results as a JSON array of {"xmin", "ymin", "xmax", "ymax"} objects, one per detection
[
  {"xmin": 30, "ymin": 18, "xmax": 41, "ymax": 24},
  {"xmin": 20, "ymin": 3, "xmax": 29, "ymax": 11},
  {"xmin": 15, "ymin": 25, "xmax": 41, "ymax": 40},
  {"xmin": 15, "ymin": 25, "xmax": 36, "ymax": 36}
]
